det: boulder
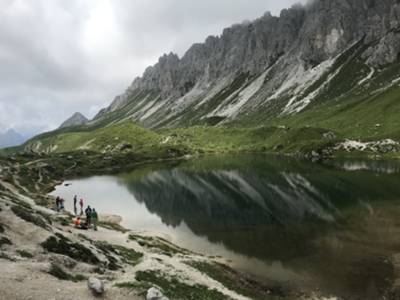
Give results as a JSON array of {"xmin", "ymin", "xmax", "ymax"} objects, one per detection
[
  {"xmin": 87, "ymin": 277, "xmax": 105, "ymax": 295},
  {"xmin": 116, "ymin": 143, "xmax": 133, "ymax": 151},
  {"xmin": 146, "ymin": 287, "xmax": 169, "ymax": 300}
]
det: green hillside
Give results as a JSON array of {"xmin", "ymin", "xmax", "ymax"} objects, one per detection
[{"xmin": 17, "ymin": 55, "xmax": 400, "ymax": 160}]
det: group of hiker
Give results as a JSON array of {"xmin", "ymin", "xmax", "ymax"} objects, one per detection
[{"xmin": 55, "ymin": 194, "xmax": 99, "ymax": 231}]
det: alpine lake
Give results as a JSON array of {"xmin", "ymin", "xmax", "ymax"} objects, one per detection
[{"xmin": 51, "ymin": 154, "xmax": 400, "ymax": 299}]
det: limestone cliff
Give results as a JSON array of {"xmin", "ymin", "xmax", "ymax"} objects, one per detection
[{"xmin": 93, "ymin": 0, "xmax": 400, "ymax": 128}]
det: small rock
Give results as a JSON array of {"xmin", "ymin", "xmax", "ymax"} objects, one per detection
[
  {"xmin": 323, "ymin": 131, "xmax": 336, "ymax": 140},
  {"xmin": 146, "ymin": 287, "xmax": 169, "ymax": 300},
  {"xmin": 87, "ymin": 277, "xmax": 105, "ymax": 295},
  {"xmin": 273, "ymin": 144, "xmax": 284, "ymax": 151},
  {"xmin": 117, "ymin": 143, "xmax": 133, "ymax": 151},
  {"xmin": 104, "ymin": 145, "xmax": 113, "ymax": 152},
  {"xmin": 311, "ymin": 151, "xmax": 320, "ymax": 158}
]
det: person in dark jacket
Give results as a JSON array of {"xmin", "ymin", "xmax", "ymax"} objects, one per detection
[
  {"xmin": 73, "ymin": 195, "xmax": 78, "ymax": 215},
  {"xmin": 55, "ymin": 197, "xmax": 60, "ymax": 212},
  {"xmin": 91, "ymin": 208, "xmax": 98, "ymax": 231},
  {"xmin": 85, "ymin": 206, "xmax": 92, "ymax": 226}
]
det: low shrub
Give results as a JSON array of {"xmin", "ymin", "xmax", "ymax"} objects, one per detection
[
  {"xmin": 11, "ymin": 205, "xmax": 48, "ymax": 229},
  {"xmin": 41, "ymin": 235, "xmax": 100, "ymax": 265}
]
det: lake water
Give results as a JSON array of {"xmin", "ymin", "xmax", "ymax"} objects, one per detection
[{"xmin": 51, "ymin": 155, "xmax": 400, "ymax": 299}]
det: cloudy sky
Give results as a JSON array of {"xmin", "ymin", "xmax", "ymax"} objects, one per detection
[{"xmin": 0, "ymin": 0, "xmax": 305, "ymax": 136}]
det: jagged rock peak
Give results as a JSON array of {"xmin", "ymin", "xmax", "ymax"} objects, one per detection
[
  {"xmin": 94, "ymin": 0, "xmax": 400, "ymax": 128},
  {"xmin": 59, "ymin": 112, "xmax": 89, "ymax": 129}
]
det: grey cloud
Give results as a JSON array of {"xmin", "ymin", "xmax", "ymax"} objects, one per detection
[{"xmin": 0, "ymin": 0, "xmax": 305, "ymax": 135}]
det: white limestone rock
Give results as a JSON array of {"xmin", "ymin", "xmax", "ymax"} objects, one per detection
[
  {"xmin": 146, "ymin": 287, "xmax": 169, "ymax": 300},
  {"xmin": 87, "ymin": 277, "xmax": 105, "ymax": 295}
]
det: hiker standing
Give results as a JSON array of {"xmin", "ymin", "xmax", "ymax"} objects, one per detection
[
  {"xmin": 85, "ymin": 206, "xmax": 92, "ymax": 226},
  {"xmin": 79, "ymin": 198, "xmax": 84, "ymax": 215},
  {"xmin": 91, "ymin": 208, "xmax": 98, "ymax": 231},
  {"xmin": 60, "ymin": 198, "xmax": 65, "ymax": 211},
  {"xmin": 73, "ymin": 195, "xmax": 78, "ymax": 215},
  {"xmin": 55, "ymin": 196, "xmax": 60, "ymax": 212}
]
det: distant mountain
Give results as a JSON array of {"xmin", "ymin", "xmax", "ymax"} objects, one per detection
[
  {"xmin": 59, "ymin": 112, "xmax": 89, "ymax": 129},
  {"xmin": 0, "ymin": 129, "xmax": 25, "ymax": 148}
]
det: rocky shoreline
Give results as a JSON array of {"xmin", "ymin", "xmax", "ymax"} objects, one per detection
[
  {"xmin": 2, "ymin": 152, "xmax": 400, "ymax": 299},
  {"xmin": 0, "ymin": 153, "xmax": 325, "ymax": 300}
]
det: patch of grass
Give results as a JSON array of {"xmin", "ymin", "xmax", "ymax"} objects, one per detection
[
  {"xmin": 48, "ymin": 263, "xmax": 71, "ymax": 280},
  {"xmin": 128, "ymin": 234, "xmax": 189, "ymax": 256},
  {"xmin": 0, "ymin": 251, "xmax": 15, "ymax": 261},
  {"xmin": 10, "ymin": 198, "xmax": 32, "ymax": 210},
  {"xmin": 54, "ymin": 216, "xmax": 72, "ymax": 226},
  {"xmin": 93, "ymin": 241, "xmax": 122, "ymax": 270},
  {"xmin": 114, "ymin": 281, "xmax": 150, "ymax": 296},
  {"xmin": 0, "ymin": 236, "xmax": 12, "ymax": 248},
  {"xmin": 11, "ymin": 205, "xmax": 48, "ymax": 229},
  {"xmin": 113, "ymin": 245, "xmax": 143, "ymax": 267},
  {"xmin": 94, "ymin": 241, "xmax": 143, "ymax": 269},
  {"xmin": 135, "ymin": 270, "xmax": 230, "ymax": 300},
  {"xmin": 74, "ymin": 274, "xmax": 87, "ymax": 281},
  {"xmin": 128, "ymin": 234, "xmax": 154, "ymax": 242},
  {"xmin": 92, "ymin": 266, "xmax": 106, "ymax": 275},
  {"xmin": 94, "ymin": 241, "xmax": 116, "ymax": 254},
  {"xmin": 98, "ymin": 221, "xmax": 129, "ymax": 233},
  {"xmin": 48, "ymin": 263, "xmax": 86, "ymax": 282},
  {"xmin": 41, "ymin": 235, "xmax": 100, "ymax": 265},
  {"xmin": 16, "ymin": 249, "xmax": 34, "ymax": 258},
  {"xmin": 36, "ymin": 210, "xmax": 53, "ymax": 225},
  {"xmin": 115, "ymin": 281, "xmax": 144, "ymax": 289},
  {"xmin": 77, "ymin": 233, "xmax": 93, "ymax": 242},
  {"xmin": 187, "ymin": 261, "xmax": 286, "ymax": 300}
]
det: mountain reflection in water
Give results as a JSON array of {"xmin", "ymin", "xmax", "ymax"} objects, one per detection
[{"xmin": 53, "ymin": 155, "xmax": 400, "ymax": 299}]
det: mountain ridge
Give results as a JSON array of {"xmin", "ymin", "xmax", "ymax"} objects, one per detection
[
  {"xmin": 91, "ymin": 0, "xmax": 400, "ymax": 129},
  {"xmin": 20, "ymin": 0, "xmax": 400, "ymax": 159}
]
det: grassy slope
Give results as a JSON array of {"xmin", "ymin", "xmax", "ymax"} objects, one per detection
[
  {"xmin": 27, "ymin": 122, "xmax": 162, "ymax": 153},
  {"xmin": 20, "ymin": 121, "xmax": 336, "ymax": 159},
  {"xmin": 18, "ymin": 99, "xmax": 399, "ymax": 159},
  {"xmin": 269, "ymin": 70, "xmax": 400, "ymax": 142},
  {"xmin": 15, "ymin": 50, "xmax": 400, "ymax": 158},
  {"xmin": 234, "ymin": 49, "xmax": 400, "ymax": 145},
  {"xmin": 162, "ymin": 126, "xmax": 333, "ymax": 154},
  {"xmin": 18, "ymin": 83, "xmax": 400, "ymax": 158}
]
